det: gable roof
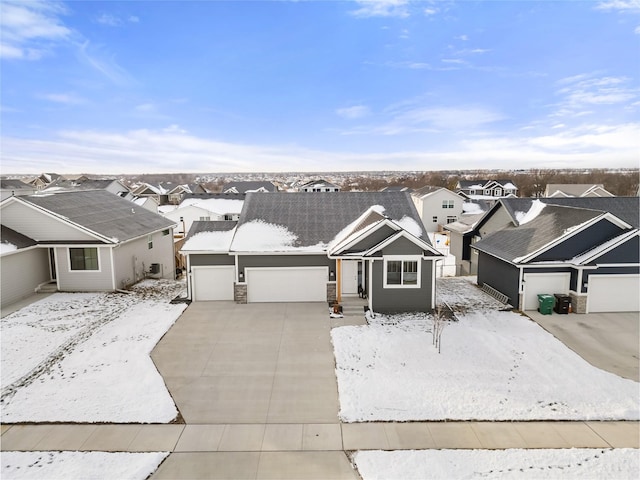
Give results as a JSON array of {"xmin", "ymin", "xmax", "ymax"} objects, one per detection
[
  {"xmin": 182, "ymin": 221, "xmax": 237, "ymax": 253},
  {"xmin": 230, "ymin": 191, "xmax": 430, "ymax": 253},
  {"xmin": 43, "ymin": 178, "xmax": 125, "ymax": 192},
  {"xmin": 544, "ymin": 184, "xmax": 614, "ymax": 198},
  {"xmin": 458, "ymin": 179, "xmax": 517, "ymax": 190},
  {"xmin": 13, "ymin": 190, "xmax": 175, "ymax": 243},
  {"xmin": 223, "ymin": 181, "xmax": 277, "ymax": 193},
  {"xmin": 1, "ymin": 225, "xmax": 37, "ymax": 251},
  {"xmin": 1, "ymin": 179, "xmax": 34, "ymax": 191}
]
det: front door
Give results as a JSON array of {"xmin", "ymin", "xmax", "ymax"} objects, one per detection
[
  {"xmin": 49, "ymin": 248, "xmax": 57, "ymax": 280},
  {"xmin": 341, "ymin": 260, "xmax": 360, "ymax": 295}
]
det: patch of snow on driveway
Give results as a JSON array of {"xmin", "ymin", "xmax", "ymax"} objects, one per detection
[
  {"xmin": 332, "ymin": 277, "xmax": 639, "ymax": 421},
  {"xmin": 1, "ymin": 280, "xmax": 187, "ymax": 423}
]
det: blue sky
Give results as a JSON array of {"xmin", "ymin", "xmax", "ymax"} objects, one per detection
[{"xmin": 1, "ymin": 0, "xmax": 638, "ymax": 174}]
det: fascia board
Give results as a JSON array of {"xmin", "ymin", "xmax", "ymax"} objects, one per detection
[
  {"xmin": 571, "ymin": 229, "xmax": 639, "ymax": 265},
  {"xmin": 329, "ymin": 219, "xmax": 396, "ymax": 256},
  {"xmin": 6, "ymin": 197, "xmax": 115, "ymax": 244}
]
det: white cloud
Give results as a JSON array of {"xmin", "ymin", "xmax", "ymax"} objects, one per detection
[
  {"xmin": 553, "ymin": 74, "xmax": 638, "ymax": 117},
  {"xmin": 0, "ymin": 0, "xmax": 71, "ymax": 60},
  {"xmin": 350, "ymin": 0, "xmax": 410, "ymax": 18},
  {"xmin": 456, "ymin": 34, "xmax": 468, "ymax": 41},
  {"xmin": 635, "ymin": 25, "xmax": 640, "ymax": 33},
  {"xmin": 424, "ymin": 7, "xmax": 438, "ymax": 16},
  {"xmin": 336, "ymin": 105, "xmax": 371, "ymax": 119},
  {"xmin": 38, "ymin": 92, "xmax": 87, "ymax": 105},
  {"xmin": 96, "ymin": 13, "xmax": 140, "ymax": 27},
  {"xmin": 595, "ymin": 0, "xmax": 640, "ymax": 12},
  {"xmin": 76, "ymin": 40, "xmax": 135, "ymax": 86}
]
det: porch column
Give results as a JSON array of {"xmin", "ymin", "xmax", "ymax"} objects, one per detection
[{"xmin": 336, "ymin": 259, "xmax": 342, "ymax": 303}]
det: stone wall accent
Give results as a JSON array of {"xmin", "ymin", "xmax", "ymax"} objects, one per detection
[
  {"xmin": 569, "ymin": 292, "xmax": 587, "ymax": 314},
  {"xmin": 326, "ymin": 282, "xmax": 337, "ymax": 305},
  {"xmin": 234, "ymin": 283, "xmax": 247, "ymax": 304}
]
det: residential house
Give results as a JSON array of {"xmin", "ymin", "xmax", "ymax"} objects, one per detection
[
  {"xmin": 411, "ymin": 186, "xmax": 464, "ymax": 233},
  {"xmin": 456, "ymin": 179, "xmax": 518, "ymax": 203},
  {"xmin": 27, "ymin": 173, "xmax": 62, "ymax": 191},
  {"xmin": 222, "ymin": 181, "xmax": 278, "ymax": 194},
  {"xmin": 544, "ymin": 184, "xmax": 614, "ymax": 198},
  {"xmin": 469, "ymin": 197, "xmax": 639, "ymax": 313},
  {"xmin": 181, "ymin": 192, "xmax": 442, "ymax": 313},
  {"xmin": 0, "ymin": 190, "xmax": 177, "ymax": 309},
  {"xmin": 160, "ymin": 194, "xmax": 245, "ymax": 237},
  {"xmin": 298, "ymin": 180, "xmax": 341, "ymax": 192},
  {"xmin": 130, "ymin": 182, "xmax": 170, "ymax": 205},
  {"xmin": 43, "ymin": 176, "xmax": 130, "ymax": 198},
  {"xmin": 380, "ymin": 186, "xmax": 414, "ymax": 193},
  {"xmin": 167, "ymin": 183, "xmax": 208, "ymax": 204},
  {"xmin": 0, "ymin": 179, "xmax": 37, "ymax": 201}
]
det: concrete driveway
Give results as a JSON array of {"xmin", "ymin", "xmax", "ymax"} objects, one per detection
[
  {"xmin": 526, "ymin": 310, "xmax": 639, "ymax": 381},
  {"xmin": 151, "ymin": 301, "xmax": 351, "ymax": 424}
]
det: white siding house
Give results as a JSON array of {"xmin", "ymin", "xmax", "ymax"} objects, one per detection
[{"xmin": 411, "ymin": 187, "xmax": 464, "ymax": 232}]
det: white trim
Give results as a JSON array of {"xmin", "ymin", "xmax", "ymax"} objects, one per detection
[
  {"xmin": 570, "ymin": 230, "xmax": 639, "ymax": 265},
  {"xmin": 597, "ymin": 263, "xmax": 640, "ymax": 267},
  {"xmin": 360, "ymin": 230, "xmax": 441, "ymax": 258},
  {"xmin": 229, "ymin": 250, "xmax": 327, "ymax": 255},
  {"xmin": 368, "ymin": 259, "xmax": 373, "ymax": 312},
  {"xmin": 110, "ymin": 248, "xmax": 116, "ymax": 290},
  {"xmin": 186, "ymin": 254, "xmax": 192, "ymax": 299},
  {"xmin": 67, "ymin": 246, "xmax": 102, "ymax": 272},
  {"xmin": 383, "ymin": 256, "xmax": 422, "ymax": 289},
  {"xmin": 431, "ymin": 258, "xmax": 437, "ymax": 309},
  {"xmin": 0, "ymin": 244, "xmax": 39, "ymax": 257},
  {"xmin": 329, "ymin": 218, "xmax": 394, "ymax": 256}
]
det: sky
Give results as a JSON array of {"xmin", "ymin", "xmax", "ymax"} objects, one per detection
[{"xmin": 1, "ymin": 0, "xmax": 639, "ymax": 175}]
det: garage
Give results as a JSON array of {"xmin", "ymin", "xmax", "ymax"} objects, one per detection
[
  {"xmin": 523, "ymin": 272, "xmax": 571, "ymax": 310},
  {"xmin": 588, "ymin": 275, "xmax": 640, "ymax": 313},
  {"xmin": 192, "ymin": 266, "xmax": 235, "ymax": 301},
  {"xmin": 246, "ymin": 267, "xmax": 328, "ymax": 303}
]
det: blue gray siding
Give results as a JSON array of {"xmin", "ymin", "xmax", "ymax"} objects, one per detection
[
  {"xmin": 477, "ymin": 252, "xmax": 520, "ymax": 306},
  {"xmin": 590, "ymin": 235, "xmax": 639, "ymax": 264},
  {"xmin": 190, "ymin": 254, "xmax": 236, "ymax": 266},
  {"xmin": 536, "ymin": 220, "xmax": 623, "ymax": 262},
  {"xmin": 346, "ymin": 225, "xmax": 397, "ymax": 253},
  {"xmin": 238, "ymin": 255, "xmax": 335, "ymax": 282},
  {"xmin": 371, "ymin": 259, "xmax": 434, "ymax": 313}
]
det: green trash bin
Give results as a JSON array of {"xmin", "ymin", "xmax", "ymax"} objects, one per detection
[{"xmin": 537, "ymin": 294, "xmax": 555, "ymax": 315}]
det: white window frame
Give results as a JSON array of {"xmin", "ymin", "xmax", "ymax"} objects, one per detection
[
  {"xmin": 68, "ymin": 247, "xmax": 101, "ymax": 272},
  {"xmin": 147, "ymin": 234, "xmax": 153, "ymax": 250},
  {"xmin": 383, "ymin": 256, "xmax": 421, "ymax": 289}
]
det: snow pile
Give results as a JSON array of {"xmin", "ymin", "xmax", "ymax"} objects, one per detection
[
  {"xmin": 332, "ymin": 280, "xmax": 639, "ymax": 422},
  {"xmin": 1, "ymin": 281, "xmax": 187, "ymax": 423},
  {"xmin": 182, "ymin": 228, "xmax": 236, "ymax": 252},
  {"xmin": 515, "ymin": 200, "xmax": 545, "ymax": 225},
  {"xmin": 462, "ymin": 202, "xmax": 484, "ymax": 214},
  {"xmin": 394, "ymin": 216, "xmax": 423, "ymax": 238},
  {"xmin": 231, "ymin": 220, "xmax": 299, "ymax": 251},
  {"xmin": 354, "ymin": 449, "xmax": 639, "ymax": 480},
  {"xmin": 180, "ymin": 197, "xmax": 244, "ymax": 214},
  {"xmin": 1, "ymin": 451, "xmax": 169, "ymax": 480},
  {"xmin": 1, "ymin": 242, "xmax": 18, "ymax": 254}
]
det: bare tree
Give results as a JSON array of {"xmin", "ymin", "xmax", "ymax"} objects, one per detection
[{"xmin": 431, "ymin": 306, "xmax": 448, "ymax": 354}]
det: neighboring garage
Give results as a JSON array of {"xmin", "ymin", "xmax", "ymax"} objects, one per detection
[
  {"xmin": 246, "ymin": 267, "xmax": 328, "ymax": 303},
  {"xmin": 587, "ymin": 274, "xmax": 640, "ymax": 313},
  {"xmin": 522, "ymin": 272, "xmax": 571, "ymax": 311},
  {"xmin": 191, "ymin": 266, "xmax": 235, "ymax": 301}
]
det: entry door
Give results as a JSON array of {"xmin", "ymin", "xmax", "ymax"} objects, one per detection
[
  {"xmin": 342, "ymin": 260, "xmax": 359, "ymax": 295},
  {"xmin": 49, "ymin": 248, "xmax": 57, "ymax": 280}
]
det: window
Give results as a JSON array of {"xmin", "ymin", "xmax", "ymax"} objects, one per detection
[
  {"xmin": 494, "ymin": 188, "xmax": 502, "ymax": 196},
  {"xmin": 446, "ymin": 216, "xmax": 457, "ymax": 224},
  {"xmin": 432, "ymin": 216, "xmax": 438, "ymax": 223},
  {"xmin": 147, "ymin": 234, "xmax": 153, "ymax": 250},
  {"xmin": 69, "ymin": 248, "xmax": 99, "ymax": 271},
  {"xmin": 199, "ymin": 216, "xmax": 211, "ymax": 221},
  {"xmin": 384, "ymin": 258, "xmax": 420, "ymax": 288},
  {"xmin": 442, "ymin": 200, "xmax": 454, "ymax": 209},
  {"xmin": 162, "ymin": 229, "xmax": 170, "ymax": 236},
  {"xmin": 484, "ymin": 189, "xmax": 491, "ymax": 195}
]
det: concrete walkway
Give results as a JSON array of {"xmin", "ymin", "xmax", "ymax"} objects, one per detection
[{"xmin": 1, "ymin": 301, "xmax": 639, "ymax": 479}]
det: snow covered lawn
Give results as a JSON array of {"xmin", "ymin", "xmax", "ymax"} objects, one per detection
[
  {"xmin": 354, "ymin": 448, "xmax": 639, "ymax": 480},
  {"xmin": 1, "ymin": 451, "xmax": 168, "ymax": 480},
  {"xmin": 332, "ymin": 278, "xmax": 639, "ymax": 421},
  {"xmin": 1, "ymin": 280, "xmax": 187, "ymax": 423}
]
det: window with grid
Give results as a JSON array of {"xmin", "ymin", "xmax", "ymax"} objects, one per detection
[
  {"xmin": 69, "ymin": 248, "xmax": 99, "ymax": 271},
  {"xmin": 442, "ymin": 200, "xmax": 454, "ymax": 209},
  {"xmin": 385, "ymin": 259, "xmax": 420, "ymax": 287}
]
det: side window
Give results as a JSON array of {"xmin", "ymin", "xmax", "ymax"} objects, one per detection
[{"xmin": 69, "ymin": 248, "xmax": 99, "ymax": 270}]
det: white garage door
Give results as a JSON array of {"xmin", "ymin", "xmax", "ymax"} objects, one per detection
[
  {"xmin": 192, "ymin": 266, "xmax": 235, "ymax": 301},
  {"xmin": 246, "ymin": 267, "xmax": 328, "ymax": 303},
  {"xmin": 588, "ymin": 275, "xmax": 640, "ymax": 313},
  {"xmin": 523, "ymin": 273, "xmax": 571, "ymax": 310}
]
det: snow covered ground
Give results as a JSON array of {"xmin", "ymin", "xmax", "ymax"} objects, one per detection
[
  {"xmin": 1, "ymin": 280, "xmax": 187, "ymax": 423},
  {"xmin": 354, "ymin": 448, "xmax": 639, "ymax": 480},
  {"xmin": 332, "ymin": 277, "xmax": 639, "ymax": 421},
  {"xmin": 1, "ymin": 451, "xmax": 169, "ymax": 480}
]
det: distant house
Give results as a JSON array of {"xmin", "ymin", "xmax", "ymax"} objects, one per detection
[
  {"xmin": 456, "ymin": 179, "xmax": 518, "ymax": 202},
  {"xmin": 160, "ymin": 193, "xmax": 245, "ymax": 237},
  {"xmin": 0, "ymin": 190, "xmax": 177, "ymax": 309},
  {"xmin": 544, "ymin": 184, "xmax": 614, "ymax": 198},
  {"xmin": 223, "ymin": 181, "xmax": 278, "ymax": 194},
  {"xmin": 469, "ymin": 197, "xmax": 639, "ymax": 313},
  {"xmin": 28, "ymin": 173, "xmax": 62, "ymax": 191},
  {"xmin": 167, "ymin": 183, "xmax": 208, "ymax": 204},
  {"xmin": 443, "ymin": 201, "xmax": 490, "ymax": 276},
  {"xmin": 0, "ymin": 179, "xmax": 37, "ymax": 201},
  {"xmin": 380, "ymin": 186, "xmax": 413, "ymax": 193},
  {"xmin": 411, "ymin": 186, "xmax": 464, "ymax": 232},
  {"xmin": 181, "ymin": 192, "xmax": 442, "ymax": 313},
  {"xmin": 43, "ymin": 177, "xmax": 130, "ymax": 198},
  {"xmin": 298, "ymin": 180, "xmax": 341, "ymax": 192}
]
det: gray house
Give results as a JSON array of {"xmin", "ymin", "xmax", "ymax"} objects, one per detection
[
  {"xmin": 0, "ymin": 190, "xmax": 177, "ymax": 309},
  {"xmin": 182, "ymin": 192, "xmax": 442, "ymax": 313},
  {"xmin": 471, "ymin": 197, "xmax": 639, "ymax": 313}
]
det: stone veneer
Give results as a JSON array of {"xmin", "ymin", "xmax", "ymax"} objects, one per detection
[
  {"xmin": 569, "ymin": 292, "xmax": 587, "ymax": 314},
  {"xmin": 326, "ymin": 282, "xmax": 337, "ymax": 305},
  {"xmin": 234, "ymin": 283, "xmax": 247, "ymax": 304}
]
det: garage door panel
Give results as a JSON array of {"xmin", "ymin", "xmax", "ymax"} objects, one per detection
[
  {"xmin": 523, "ymin": 273, "xmax": 571, "ymax": 310},
  {"xmin": 588, "ymin": 275, "xmax": 640, "ymax": 313},
  {"xmin": 193, "ymin": 266, "xmax": 235, "ymax": 301},
  {"xmin": 247, "ymin": 267, "xmax": 327, "ymax": 303}
]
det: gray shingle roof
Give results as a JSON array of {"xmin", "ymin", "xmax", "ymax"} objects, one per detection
[
  {"xmin": 1, "ymin": 225, "xmax": 37, "ymax": 249},
  {"xmin": 19, "ymin": 190, "xmax": 175, "ymax": 243},
  {"xmin": 473, "ymin": 204, "xmax": 618, "ymax": 262},
  {"xmin": 0, "ymin": 179, "xmax": 34, "ymax": 190},
  {"xmin": 235, "ymin": 191, "xmax": 428, "ymax": 248},
  {"xmin": 223, "ymin": 181, "xmax": 277, "ymax": 193},
  {"xmin": 187, "ymin": 220, "xmax": 237, "ymax": 237}
]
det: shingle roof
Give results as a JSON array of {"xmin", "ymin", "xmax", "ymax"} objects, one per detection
[
  {"xmin": 187, "ymin": 220, "xmax": 237, "ymax": 237},
  {"xmin": 473, "ymin": 204, "xmax": 606, "ymax": 262},
  {"xmin": 44, "ymin": 178, "xmax": 120, "ymax": 192},
  {"xmin": 1, "ymin": 225, "xmax": 37, "ymax": 249},
  {"xmin": 223, "ymin": 181, "xmax": 277, "ymax": 193},
  {"xmin": 233, "ymin": 191, "xmax": 429, "ymax": 250},
  {"xmin": 0, "ymin": 179, "xmax": 34, "ymax": 190},
  {"xmin": 19, "ymin": 190, "xmax": 175, "ymax": 243}
]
